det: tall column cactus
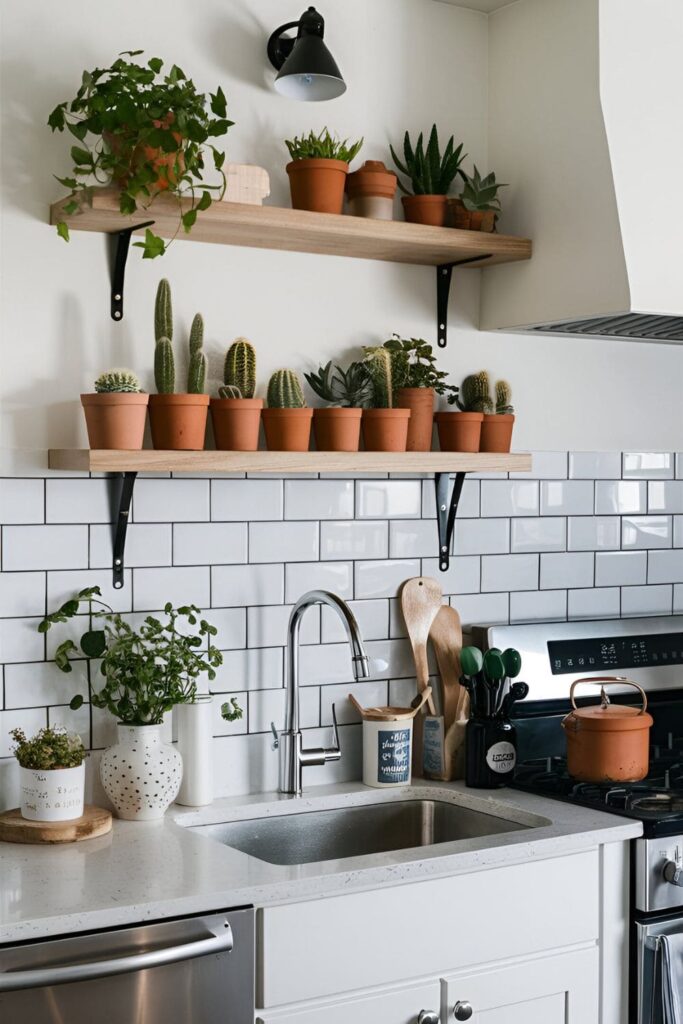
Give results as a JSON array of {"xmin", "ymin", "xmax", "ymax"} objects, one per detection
[
  {"xmin": 155, "ymin": 279, "xmax": 173, "ymax": 343},
  {"xmin": 267, "ymin": 369, "xmax": 306, "ymax": 408},
  {"xmin": 495, "ymin": 379, "xmax": 514, "ymax": 415},
  {"xmin": 220, "ymin": 337, "xmax": 256, "ymax": 400},
  {"xmin": 187, "ymin": 313, "xmax": 207, "ymax": 394},
  {"xmin": 457, "ymin": 370, "xmax": 493, "ymax": 413},
  {"xmin": 154, "ymin": 278, "xmax": 175, "ymax": 394},
  {"xmin": 364, "ymin": 346, "xmax": 394, "ymax": 408}
]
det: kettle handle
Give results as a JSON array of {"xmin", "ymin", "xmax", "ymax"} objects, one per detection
[{"xmin": 569, "ymin": 676, "xmax": 648, "ymax": 714}]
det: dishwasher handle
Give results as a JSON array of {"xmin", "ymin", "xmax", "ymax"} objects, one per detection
[{"xmin": 0, "ymin": 921, "xmax": 233, "ymax": 992}]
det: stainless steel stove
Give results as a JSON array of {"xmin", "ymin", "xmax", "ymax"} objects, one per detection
[{"xmin": 471, "ymin": 616, "xmax": 683, "ymax": 1024}]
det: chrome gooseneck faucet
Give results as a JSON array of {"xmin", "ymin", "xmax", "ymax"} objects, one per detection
[{"xmin": 273, "ymin": 590, "xmax": 370, "ymax": 796}]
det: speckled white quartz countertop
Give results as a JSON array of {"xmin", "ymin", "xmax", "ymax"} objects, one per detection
[{"xmin": 0, "ymin": 781, "xmax": 642, "ymax": 944}]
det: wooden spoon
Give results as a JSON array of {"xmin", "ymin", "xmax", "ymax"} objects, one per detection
[
  {"xmin": 401, "ymin": 577, "xmax": 443, "ymax": 716},
  {"xmin": 429, "ymin": 604, "xmax": 464, "ymax": 728}
]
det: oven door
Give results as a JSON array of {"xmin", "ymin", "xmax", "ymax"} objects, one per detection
[
  {"xmin": 0, "ymin": 908, "xmax": 254, "ymax": 1024},
  {"xmin": 636, "ymin": 915, "xmax": 683, "ymax": 1024}
]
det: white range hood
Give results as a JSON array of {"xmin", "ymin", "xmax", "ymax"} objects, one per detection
[{"xmin": 480, "ymin": 0, "xmax": 683, "ymax": 341}]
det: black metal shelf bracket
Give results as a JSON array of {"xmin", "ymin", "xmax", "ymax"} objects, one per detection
[
  {"xmin": 436, "ymin": 254, "xmax": 494, "ymax": 348},
  {"xmin": 109, "ymin": 221, "xmax": 155, "ymax": 321},
  {"xmin": 110, "ymin": 472, "xmax": 137, "ymax": 589},
  {"xmin": 434, "ymin": 471, "xmax": 467, "ymax": 572}
]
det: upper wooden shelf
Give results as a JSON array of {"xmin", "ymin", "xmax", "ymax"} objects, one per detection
[
  {"xmin": 50, "ymin": 188, "xmax": 532, "ymax": 268},
  {"xmin": 48, "ymin": 450, "xmax": 532, "ymax": 474}
]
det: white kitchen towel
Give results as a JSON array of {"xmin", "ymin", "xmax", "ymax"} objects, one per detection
[{"xmin": 661, "ymin": 933, "xmax": 683, "ymax": 1023}]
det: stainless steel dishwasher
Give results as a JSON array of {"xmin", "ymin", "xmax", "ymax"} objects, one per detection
[{"xmin": 0, "ymin": 907, "xmax": 254, "ymax": 1023}]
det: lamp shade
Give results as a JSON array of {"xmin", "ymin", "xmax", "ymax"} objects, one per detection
[{"xmin": 268, "ymin": 7, "xmax": 346, "ymax": 102}]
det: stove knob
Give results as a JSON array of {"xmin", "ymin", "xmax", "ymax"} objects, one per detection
[
  {"xmin": 663, "ymin": 861, "xmax": 683, "ymax": 887},
  {"xmin": 453, "ymin": 1002, "xmax": 473, "ymax": 1021}
]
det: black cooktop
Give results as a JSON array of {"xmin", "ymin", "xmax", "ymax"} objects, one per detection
[{"xmin": 510, "ymin": 689, "xmax": 683, "ymax": 838}]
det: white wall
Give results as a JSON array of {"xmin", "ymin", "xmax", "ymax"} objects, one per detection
[{"xmin": 1, "ymin": 0, "xmax": 682, "ymax": 455}]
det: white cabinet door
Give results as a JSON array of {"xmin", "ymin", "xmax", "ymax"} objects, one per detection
[
  {"xmin": 441, "ymin": 947, "xmax": 598, "ymax": 1024},
  {"xmin": 257, "ymin": 978, "xmax": 441, "ymax": 1024}
]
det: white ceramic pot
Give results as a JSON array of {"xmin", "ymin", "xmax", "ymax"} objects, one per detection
[
  {"xmin": 19, "ymin": 763, "xmax": 85, "ymax": 821},
  {"xmin": 362, "ymin": 718, "xmax": 413, "ymax": 788},
  {"xmin": 175, "ymin": 695, "xmax": 214, "ymax": 807},
  {"xmin": 100, "ymin": 724, "xmax": 182, "ymax": 821}
]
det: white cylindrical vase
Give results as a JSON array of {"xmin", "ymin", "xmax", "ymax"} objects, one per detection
[
  {"xmin": 175, "ymin": 695, "xmax": 214, "ymax": 806},
  {"xmin": 100, "ymin": 724, "xmax": 182, "ymax": 821},
  {"xmin": 19, "ymin": 763, "xmax": 85, "ymax": 821}
]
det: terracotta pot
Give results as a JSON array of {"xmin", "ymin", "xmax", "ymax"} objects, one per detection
[
  {"xmin": 148, "ymin": 394, "xmax": 209, "ymax": 450},
  {"xmin": 313, "ymin": 408, "xmax": 362, "ymax": 452},
  {"xmin": 262, "ymin": 408, "xmax": 313, "ymax": 452},
  {"xmin": 104, "ymin": 115, "xmax": 184, "ymax": 193},
  {"xmin": 561, "ymin": 678, "xmax": 653, "ymax": 783},
  {"xmin": 286, "ymin": 158, "xmax": 349, "ymax": 214},
  {"xmin": 402, "ymin": 195, "xmax": 448, "ymax": 227},
  {"xmin": 435, "ymin": 411, "xmax": 483, "ymax": 453},
  {"xmin": 346, "ymin": 160, "xmax": 397, "ymax": 221},
  {"xmin": 480, "ymin": 413, "xmax": 515, "ymax": 453},
  {"xmin": 447, "ymin": 198, "xmax": 496, "ymax": 232},
  {"xmin": 210, "ymin": 398, "xmax": 263, "ymax": 451},
  {"xmin": 395, "ymin": 388, "xmax": 435, "ymax": 452},
  {"xmin": 81, "ymin": 393, "xmax": 149, "ymax": 450},
  {"xmin": 361, "ymin": 409, "xmax": 411, "ymax": 452}
]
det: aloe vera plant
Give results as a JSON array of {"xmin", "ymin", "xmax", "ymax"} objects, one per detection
[
  {"xmin": 390, "ymin": 125, "xmax": 466, "ymax": 196},
  {"xmin": 285, "ymin": 128, "xmax": 363, "ymax": 163},
  {"xmin": 460, "ymin": 165, "xmax": 507, "ymax": 213}
]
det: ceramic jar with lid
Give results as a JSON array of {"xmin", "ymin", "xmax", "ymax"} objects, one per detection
[{"xmin": 345, "ymin": 160, "xmax": 397, "ymax": 220}]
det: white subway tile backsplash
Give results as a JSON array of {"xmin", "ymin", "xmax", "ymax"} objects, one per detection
[
  {"xmin": 46, "ymin": 479, "xmax": 110, "ymax": 523},
  {"xmin": 285, "ymin": 480, "xmax": 353, "ymax": 520},
  {"xmin": 510, "ymin": 590, "xmax": 567, "ymax": 623},
  {"xmin": 623, "ymin": 452, "xmax": 674, "ymax": 479},
  {"xmin": 0, "ymin": 572, "xmax": 45, "ymax": 618},
  {"xmin": 249, "ymin": 688, "xmax": 317, "ymax": 734},
  {"xmin": 540, "ymin": 552, "xmax": 594, "ymax": 590},
  {"xmin": 321, "ymin": 521, "xmax": 388, "ymax": 561},
  {"xmin": 422, "ymin": 556, "xmax": 480, "ymax": 595},
  {"xmin": 568, "ymin": 516, "xmax": 620, "ymax": 551},
  {"xmin": 540, "ymin": 481, "xmax": 594, "ymax": 516},
  {"xmin": 648, "ymin": 550, "xmax": 683, "ymax": 585},
  {"xmin": 0, "ymin": 617, "xmax": 44, "ymax": 663},
  {"xmin": 621, "ymin": 585, "xmax": 672, "ymax": 617},
  {"xmin": 674, "ymin": 585, "xmax": 683, "ymax": 614},
  {"xmin": 389, "ymin": 519, "xmax": 441, "ymax": 559},
  {"xmin": 214, "ymin": 647, "xmax": 283, "ymax": 692},
  {"xmin": 622, "ymin": 516, "xmax": 672, "ymax": 550},
  {"xmin": 0, "ymin": 479, "xmax": 44, "ymax": 524},
  {"xmin": 511, "ymin": 517, "xmax": 566, "ymax": 553},
  {"xmin": 47, "ymin": 569, "xmax": 132, "ymax": 613},
  {"xmin": 675, "ymin": 517, "xmax": 683, "ymax": 548},
  {"xmin": 90, "ymin": 524, "xmax": 172, "ymax": 569},
  {"xmin": 212, "ymin": 564, "xmax": 284, "ymax": 608},
  {"xmin": 133, "ymin": 566, "xmax": 210, "ymax": 611},
  {"xmin": 134, "ymin": 479, "xmax": 209, "ymax": 522},
  {"xmin": 454, "ymin": 518, "xmax": 509, "ymax": 555},
  {"xmin": 247, "ymin": 604, "xmax": 319, "ymax": 647},
  {"xmin": 422, "ymin": 478, "xmax": 479, "ymax": 519},
  {"xmin": 357, "ymin": 480, "xmax": 421, "ymax": 519},
  {"xmin": 569, "ymin": 452, "xmax": 621, "ymax": 480},
  {"xmin": 212, "ymin": 479, "xmax": 283, "ymax": 521},
  {"xmin": 4, "ymin": 661, "xmax": 88, "ymax": 709},
  {"xmin": 481, "ymin": 554, "xmax": 538, "ymax": 592},
  {"xmin": 595, "ymin": 551, "xmax": 647, "ymax": 587},
  {"xmin": 649, "ymin": 481, "xmax": 683, "ymax": 514},
  {"xmin": 355, "ymin": 559, "xmax": 420, "ymax": 599},
  {"xmin": 249, "ymin": 521, "xmax": 318, "ymax": 563},
  {"xmin": 299, "ymin": 642, "xmax": 358, "ymax": 686},
  {"xmin": 595, "ymin": 480, "xmax": 646, "ymax": 515},
  {"xmin": 3, "ymin": 525, "xmax": 88, "ymax": 571},
  {"xmin": 511, "ymin": 451, "xmax": 567, "ymax": 479},
  {"xmin": 285, "ymin": 561, "xmax": 352, "ymax": 602},
  {"xmin": 175, "ymin": 523, "xmax": 247, "ymax": 565},
  {"xmin": 451, "ymin": 592, "xmax": 508, "ymax": 626},
  {"xmin": 480, "ymin": 480, "xmax": 538, "ymax": 518},
  {"xmin": 321, "ymin": 599, "xmax": 389, "ymax": 644},
  {"xmin": 568, "ymin": 587, "xmax": 620, "ymax": 620},
  {"xmin": 207, "ymin": 608, "xmax": 246, "ymax": 651}
]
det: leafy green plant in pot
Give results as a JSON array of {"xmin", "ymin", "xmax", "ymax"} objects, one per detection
[
  {"xmin": 304, "ymin": 360, "xmax": 370, "ymax": 451},
  {"xmin": 480, "ymin": 379, "xmax": 515, "ymax": 453},
  {"xmin": 382, "ymin": 335, "xmax": 459, "ymax": 451},
  {"xmin": 49, "ymin": 51, "xmax": 233, "ymax": 259},
  {"xmin": 210, "ymin": 338, "xmax": 263, "ymax": 451},
  {"xmin": 81, "ymin": 369, "xmax": 148, "ymax": 451},
  {"xmin": 435, "ymin": 370, "xmax": 491, "ymax": 452},
  {"xmin": 11, "ymin": 727, "xmax": 86, "ymax": 823},
  {"xmin": 360, "ymin": 347, "xmax": 411, "ymax": 452},
  {"xmin": 262, "ymin": 370, "xmax": 313, "ymax": 451},
  {"xmin": 390, "ymin": 125, "xmax": 466, "ymax": 227},
  {"xmin": 148, "ymin": 278, "xmax": 209, "ymax": 450},
  {"xmin": 285, "ymin": 128, "xmax": 363, "ymax": 214},
  {"xmin": 38, "ymin": 586, "xmax": 237, "ymax": 820},
  {"xmin": 449, "ymin": 166, "xmax": 507, "ymax": 232}
]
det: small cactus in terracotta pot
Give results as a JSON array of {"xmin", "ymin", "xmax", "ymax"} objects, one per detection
[
  {"xmin": 210, "ymin": 337, "xmax": 263, "ymax": 451},
  {"xmin": 262, "ymin": 370, "xmax": 313, "ymax": 452},
  {"xmin": 81, "ymin": 368, "xmax": 148, "ymax": 450},
  {"xmin": 360, "ymin": 346, "xmax": 411, "ymax": 452},
  {"xmin": 435, "ymin": 371, "xmax": 491, "ymax": 453},
  {"xmin": 480, "ymin": 378, "xmax": 515, "ymax": 453},
  {"xmin": 148, "ymin": 279, "xmax": 209, "ymax": 451}
]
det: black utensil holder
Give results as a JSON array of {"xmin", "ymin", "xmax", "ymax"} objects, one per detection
[{"xmin": 465, "ymin": 718, "xmax": 517, "ymax": 788}]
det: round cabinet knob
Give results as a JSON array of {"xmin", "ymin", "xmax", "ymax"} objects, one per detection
[
  {"xmin": 664, "ymin": 861, "xmax": 683, "ymax": 887},
  {"xmin": 418, "ymin": 1012, "xmax": 439, "ymax": 1024},
  {"xmin": 453, "ymin": 1001, "xmax": 473, "ymax": 1021}
]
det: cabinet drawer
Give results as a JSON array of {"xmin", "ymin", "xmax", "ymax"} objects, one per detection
[
  {"xmin": 257, "ymin": 978, "xmax": 440, "ymax": 1024},
  {"xmin": 259, "ymin": 850, "xmax": 599, "ymax": 1007}
]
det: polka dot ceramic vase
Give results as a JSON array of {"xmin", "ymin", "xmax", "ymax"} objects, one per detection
[{"xmin": 100, "ymin": 724, "xmax": 182, "ymax": 821}]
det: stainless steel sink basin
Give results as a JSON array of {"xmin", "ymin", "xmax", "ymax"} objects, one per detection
[{"xmin": 191, "ymin": 798, "xmax": 530, "ymax": 865}]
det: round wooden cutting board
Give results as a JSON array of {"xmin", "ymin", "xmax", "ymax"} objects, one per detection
[{"xmin": 0, "ymin": 805, "xmax": 113, "ymax": 844}]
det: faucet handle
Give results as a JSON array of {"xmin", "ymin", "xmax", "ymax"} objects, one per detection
[
  {"xmin": 328, "ymin": 703, "xmax": 341, "ymax": 755},
  {"xmin": 270, "ymin": 722, "xmax": 279, "ymax": 751}
]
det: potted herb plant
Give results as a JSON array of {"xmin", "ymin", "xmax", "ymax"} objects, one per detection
[
  {"xmin": 345, "ymin": 160, "xmax": 397, "ymax": 220},
  {"xmin": 304, "ymin": 360, "xmax": 370, "ymax": 451},
  {"xmin": 11, "ymin": 727, "xmax": 86, "ymax": 822},
  {"xmin": 262, "ymin": 370, "xmax": 313, "ymax": 452},
  {"xmin": 148, "ymin": 279, "xmax": 209, "ymax": 450},
  {"xmin": 285, "ymin": 128, "xmax": 363, "ymax": 215},
  {"xmin": 49, "ymin": 51, "xmax": 233, "ymax": 259},
  {"xmin": 39, "ymin": 587, "xmax": 229, "ymax": 820},
  {"xmin": 390, "ymin": 125, "xmax": 466, "ymax": 227},
  {"xmin": 449, "ymin": 166, "xmax": 507, "ymax": 232},
  {"xmin": 361, "ymin": 347, "xmax": 411, "ymax": 452},
  {"xmin": 210, "ymin": 337, "xmax": 262, "ymax": 451},
  {"xmin": 380, "ymin": 335, "xmax": 459, "ymax": 451},
  {"xmin": 435, "ymin": 371, "xmax": 491, "ymax": 452},
  {"xmin": 481, "ymin": 379, "xmax": 515, "ymax": 453},
  {"xmin": 81, "ymin": 369, "xmax": 148, "ymax": 450}
]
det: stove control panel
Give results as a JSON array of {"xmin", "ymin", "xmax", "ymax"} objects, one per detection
[
  {"xmin": 548, "ymin": 630, "xmax": 683, "ymax": 675},
  {"xmin": 636, "ymin": 838, "xmax": 683, "ymax": 912}
]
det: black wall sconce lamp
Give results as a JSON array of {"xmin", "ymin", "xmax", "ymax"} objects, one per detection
[{"xmin": 267, "ymin": 6, "xmax": 346, "ymax": 102}]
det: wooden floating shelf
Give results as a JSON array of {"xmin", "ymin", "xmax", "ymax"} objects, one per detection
[
  {"xmin": 48, "ymin": 450, "xmax": 532, "ymax": 475},
  {"xmin": 50, "ymin": 188, "xmax": 532, "ymax": 268}
]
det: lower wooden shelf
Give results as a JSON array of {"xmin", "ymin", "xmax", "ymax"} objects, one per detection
[{"xmin": 47, "ymin": 450, "xmax": 532, "ymax": 474}]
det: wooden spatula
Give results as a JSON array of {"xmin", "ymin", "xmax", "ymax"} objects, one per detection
[
  {"xmin": 429, "ymin": 604, "xmax": 468, "ymax": 779},
  {"xmin": 401, "ymin": 576, "xmax": 443, "ymax": 716}
]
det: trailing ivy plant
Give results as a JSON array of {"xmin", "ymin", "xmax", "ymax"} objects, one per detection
[
  {"xmin": 38, "ymin": 587, "xmax": 229, "ymax": 726},
  {"xmin": 11, "ymin": 727, "xmax": 86, "ymax": 770},
  {"xmin": 285, "ymin": 128, "xmax": 363, "ymax": 164},
  {"xmin": 48, "ymin": 51, "xmax": 233, "ymax": 258}
]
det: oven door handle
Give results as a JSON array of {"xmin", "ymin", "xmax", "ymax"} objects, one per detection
[{"xmin": 0, "ymin": 922, "xmax": 233, "ymax": 992}]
